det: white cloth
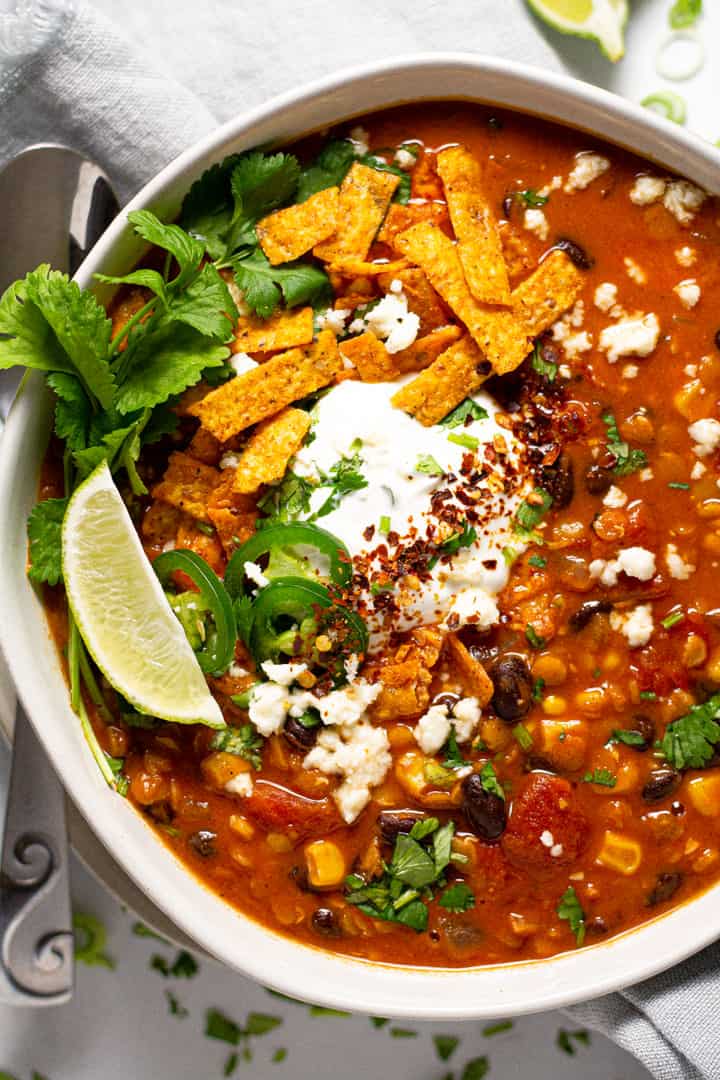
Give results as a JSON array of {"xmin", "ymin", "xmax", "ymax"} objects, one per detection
[{"xmin": 0, "ymin": 3, "xmax": 717, "ymax": 1077}]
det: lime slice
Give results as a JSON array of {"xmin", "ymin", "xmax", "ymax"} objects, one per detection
[
  {"xmin": 62, "ymin": 461, "xmax": 224, "ymax": 729},
  {"xmin": 526, "ymin": 0, "xmax": 629, "ymax": 62}
]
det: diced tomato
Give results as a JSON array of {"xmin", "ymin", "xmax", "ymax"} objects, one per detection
[
  {"xmin": 502, "ymin": 773, "xmax": 588, "ymax": 874},
  {"xmin": 244, "ymin": 781, "xmax": 342, "ymax": 839}
]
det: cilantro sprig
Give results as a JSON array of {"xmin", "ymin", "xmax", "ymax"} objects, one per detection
[
  {"xmin": 557, "ymin": 886, "xmax": 586, "ymax": 946},
  {"xmin": 602, "ymin": 410, "xmax": 648, "ymax": 476},
  {"xmin": 661, "ymin": 692, "xmax": 720, "ymax": 769}
]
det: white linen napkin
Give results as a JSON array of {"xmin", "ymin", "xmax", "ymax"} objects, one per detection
[{"xmin": 0, "ymin": 3, "xmax": 717, "ymax": 1078}]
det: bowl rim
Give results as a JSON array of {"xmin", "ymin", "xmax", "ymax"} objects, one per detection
[{"xmin": 2, "ymin": 51, "xmax": 720, "ymax": 1019}]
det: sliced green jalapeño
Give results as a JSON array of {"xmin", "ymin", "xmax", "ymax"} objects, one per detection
[
  {"xmin": 224, "ymin": 521, "xmax": 352, "ymax": 598},
  {"xmin": 153, "ymin": 549, "xmax": 236, "ymax": 677}
]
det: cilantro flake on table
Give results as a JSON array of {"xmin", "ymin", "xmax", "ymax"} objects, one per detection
[
  {"xmin": 482, "ymin": 1020, "xmax": 513, "ymax": 1037},
  {"xmin": 72, "ymin": 912, "xmax": 115, "ymax": 969},
  {"xmin": 205, "ymin": 1009, "xmax": 242, "ymax": 1046},
  {"xmin": 308, "ymin": 1005, "xmax": 351, "ymax": 1017},
  {"xmin": 556, "ymin": 1028, "xmax": 591, "ymax": 1055},
  {"xmin": 461, "ymin": 1056, "xmax": 490, "ymax": 1079},
  {"xmin": 389, "ymin": 1027, "xmax": 417, "ymax": 1038},
  {"xmin": 165, "ymin": 990, "xmax": 188, "ymax": 1018},
  {"xmin": 557, "ymin": 886, "xmax": 586, "ymax": 946},
  {"xmin": 433, "ymin": 1035, "xmax": 460, "ymax": 1062},
  {"xmin": 661, "ymin": 692, "xmax": 720, "ymax": 769},
  {"xmin": 601, "ymin": 409, "xmax": 647, "ymax": 476},
  {"xmin": 272, "ymin": 1048, "xmax": 288, "ymax": 1063}
]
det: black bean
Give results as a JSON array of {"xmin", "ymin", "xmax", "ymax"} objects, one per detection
[
  {"xmin": 715, "ymin": 329, "xmax": 720, "ymax": 352},
  {"xmin": 569, "ymin": 599, "xmax": 613, "ymax": 632},
  {"xmin": 584, "ymin": 464, "xmax": 614, "ymax": 496},
  {"xmin": 646, "ymin": 871, "xmax": 683, "ymax": 907},
  {"xmin": 624, "ymin": 714, "xmax": 655, "ymax": 751},
  {"xmin": 311, "ymin": 907, "xmax": 341, "ymax": 936},
  {"xmin": 586, "ymin": 916, "xmax": 609, "ymax": 936},
  {"xmin": 502, "ymin": 193, "xmax": 514, "ymax": 219},
  {"xmin": 462, "ymin": 773, "xmax": 507, "ymax": 841},
  {"xmin": 642, "ymin": 767, "xmax": 681, "ymax": 803},
  {"xmin": 541, "ymin": 453, "xmax": 574, "ymax": 509},
  {"xmin": 377, "ymin": 810, "xmax": 427, "ymax": 844},
  {"xmin": 284, "ymin": 715, "xmax": 318, "ymax": 751},
  {"xmin": 550, "ymin": 237, "xmax": 594, "ymax": 270},
  {"xmin": 490, "ymin": 655, "xmax": 534, "ymax": 721},
  {"xmin": 188, "ymin": 830, "xmax": 217, "ymax": 858}
]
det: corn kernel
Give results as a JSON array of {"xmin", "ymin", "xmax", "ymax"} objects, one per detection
[
  {"xmin": 686, "ymin": 774, "xmax": 720, "ymax": 817},
  {"xmin": 692, "ymin": 848, "xmax": 719, "ymax": 873},
  {"xmin": 683, "ymin": 634, "xmax": 707, "ymax": 669},
  {"xmin": 575, "ymin": 688, "xmax": 606, "ymax": 713},
  {"xmin": 229, "ymin": 814, "xmax": 255, "ymax": 841},
  {"xmin": 266, "ymin": 832, "xmax": 294, "ymax": 854},
  {"xmin": 595, "ymin": 831, "xmax": 642, "ymax": 875},
  {"xmin": 315, "ymin": 635, "xmax": 332, "ymax": 652},
  {"xmin": 541, "ymin": 694, "xmax": 567, "ymax": 716},
  {"xmin": 230, "ymin": 846, "xmax": 254, "ymax": 869},
  {"xmin": 602, "ymin": 650, "xmax": 622, "ymax": 672},
  {"xmin": 304, "ymin": 840, "xmax": 346, "ymax": 888},
  {"xmin": 201, "ymin": 751, "xmax": 250, "ymax": 790},
  {"xmin": 296, "ymin": 669, "xmax": 317, "ymax": 688}
]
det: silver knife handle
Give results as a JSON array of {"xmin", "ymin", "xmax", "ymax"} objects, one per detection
[{"xmin": 0, "ymin": 703, "xmax": 73, "ymax": 1002}]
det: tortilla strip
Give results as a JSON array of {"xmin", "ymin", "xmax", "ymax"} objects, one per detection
[
  {"xmin": 314, "ymin": 163, "xmax": 399, "ymax": 263},
  {"xmin": 339, "ymin": 332, "xmax": 394, "ymax": 382},
  {"xmin": 327, "ymin": 257, "xmax": 409, "ymax": 278},
  {"xmin": 377, "ymin": 267, "xmax": 449, "ymax": 335},
  {"xmin": 436, "ymin": 145, "xmax": 512, "ymax": 307},
  {"xmin": 392, "ymin": 324, "xmax": 463, "ymax": 374},
  {"xmin": 391, "ymin": 334, "xmax": 490, "ymax": 427},
  {"xmin": 189, "ymin": 330, "xmax": 341, "ymax": 441},
  {"xmin": 257, "ymin": 187, "xmax": 340, "ymax": 265},
  {"xmin": 207, "ymin": 473, "xmax": 258, "ymax": 557},
  {"xmin": 445, "ymin": 633, "xmax": 494, "ymax": 706},
  {"xmin": 232, "ymin": 407, "xmax": 311, "ymax": 494},
  {"xmin": 377, "ymin": 201, "xmax": 449, "ymax": 251},
  {"xmin": 232, "ymin": 306, "xmax": 314, "ymax": 354},
  {"xmin": 395, "ymin": 223, "xmax": 531, "ymax": 374},
  {"xmin": 187, "ymin": 426, "xmax": 222, "ymax": 466},
  {"xmin": 151, "ymin": 451, "xmax": 221, "ymax": 522},
  {"xmin": 513, "ymin": 250, "xmax": 585, "ymax": 340}
]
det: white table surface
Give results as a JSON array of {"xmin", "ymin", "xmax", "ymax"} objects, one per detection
[{"xmin": 2, "ymin": 1, "xmax": 719, "ymax": 1077}]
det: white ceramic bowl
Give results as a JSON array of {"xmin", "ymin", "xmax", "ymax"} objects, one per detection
[{"xmin": 2, "ymin": 54, "xmax": 719, "ymax": 1019}]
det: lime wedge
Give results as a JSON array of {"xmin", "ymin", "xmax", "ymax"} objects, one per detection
[
  {"xmin": 526, "ymin": 0, "xmax": 629, "ymax": 62},
  {"xmin": 62, "ymin": 461, "xmax": 224, "ymax": 729}
]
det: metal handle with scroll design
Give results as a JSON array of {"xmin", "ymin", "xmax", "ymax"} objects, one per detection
[{"xmin": 0, "ymin": 703, "xmax": 73, "ymax": 1002}]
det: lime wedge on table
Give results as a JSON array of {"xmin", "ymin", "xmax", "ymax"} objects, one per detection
[
  {"xmin": 526, "ymin": 0, "xmax": 628, "ymax": 62},
  {"xmin": 62, "ymin": 461, "xmax": 224, "ymax": 729}
]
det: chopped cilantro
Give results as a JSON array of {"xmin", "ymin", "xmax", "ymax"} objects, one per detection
[
  {"xmin": 379, "ymin": 514, "xmax": 391, "ymax": 535},
  {"xmin": 272, "ymin": 1049, "xmax": 288, "ymax": 1063},
  {"xmin": 525, "ymin": 624, "xmax": 545, "ymax": 650},
  {"xmin": 482, "ymin": 1020, "xmax": 513, "ymax": 1036},
  {"xmin": 132, "ymin": 921, "xmax": 169, "ymax": 943},
  {"xmin": 479, "ymin": 760, "xmax": 505, "ymax": 801},
  {"xmin": 73, "ymin": 912, "xmax": 115, "ymax": 969},
  {"xmin": 531, "ymin": 341, "xmax": 557, "ymax": 382},
  {"xmin": 557, "ymin": 886, "xmax": 586, "ymax": 946},
  {"xmin": 166, "ymin": 990, "xmax": 188, "ymax": 1018},
  {"xmin": 415, "ymin": 453, "xmax": 445, "ymax": 476},
  {"xmin": 211, "ymin": 723, "xmax": 263, "ymax": 770},
  {"xmin": 434, "ymin": 1035, "xmax": 460, "ymax": 1061},
  {"xmin": 502, "ymin": 545, "xmax": 519, "ymax": 566},
  {"xmin": 532, "ymin": 677, "xmax": 545, "ymax": 702},
  {"xmin": 582, "ymin": 768, "xmax": 617, "ymax": 788},
  {"xmin": 661, "ymin": 692, "xmax": 720, "ymax": 769},
  {"xmin": 440, "ymin": 398, "xmax": 489, "ymax": 428},
  {"xmin": 514, "ymin": 488, "xmax": 553, "ymax": 536},
  {"xmin": 245, "ymin": 1013, "xmax": 283, "ymax": 1035},
  {"xmin": 205, "ymin": 1009, "xmax": 242, "ymax": 1046},
  {"xmin": 461, "ymin": 1057, "xmax": 490, "ymax": 1080},
  {"xmin": 448, "ymin": 431, "xmax": 480, "ymax": 451},
  {"xmin": 669, "ymin": 0, "xmax": 701, "ymax": 29},
  {"xmin": 231, "ymin": 248, "xmax": 331, "ymax": 320},
  {"xmin": 257, "ymin": 471, "xmax": 315, "ymax": 523},
  {"xmin": 661, "ymin": 610, "xmax": 684, "ymax": 630},
  {"xmin": 640, "ymin": 690, "xmax": 657, "ymax": 701},
  {"xmin": 512, "ymin": 722, "xmax": 534, "ymax": 751},
  {"xmin": 443, "ymin": 725, "xmax": 469, "ymax": 769},
  {"xmin": 308, "ymin": 1005, "xmax": 351, "ymax": 1017},
  {"xmin": 313, "ymin": 450, "xmax": 368, "ymax": 518},
  {"xmin": 668, "ymin": 481, "xmax": 690, "ymax": 490},
  {"xmin": 602, "ymin": 409, "xmax": 648, "ymax": 476},
  {"xmin": 390, "ymin": 1027, "xmax": 417, "ymax": 1038},
  {"xmin": 224, "ymin": 1052, "xmax": 239, "ymax": 1077},
  {"xmin": 440, "ymin": 520, "xmax": 477, "ymax": 556},
  {"xmin": 438, "ymin": 882, "xmax": 476, "ymax": 913},
  {"xmin": 516, "ymin": 188, "xmax": 549, "ymax": 207},
  {"xmin": 371, "ymin": 1017, "xmax": 390, "ymax": 1028},
  {"xmin": 528, "ymin": 553, "xmax": 547, "ymax": 569},
  {"xmin": 556, "ymin": 1028, "xmax": 591, "ymax": 1055},
  {"xmin": 409, "ymin": 817, "xmax": 440, "ymax": 840},
  {"xmin": 612, "ymin": 729, "xmax": 648, "ymax": 747}
]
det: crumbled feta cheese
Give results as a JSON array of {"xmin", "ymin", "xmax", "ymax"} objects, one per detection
[
  {"xmin": 568, "ymin": 301, "xmax": 585, "ymax": 328},
  {"xmin": 599, "ymin": 313, "xmax": 660, "ymax": 364},
  {"xmin": 303, "ymin": 722, "xmax": 391, "ymax": 823},
  {"xmin": 537, "ymin": 175, "xmax": 563, "ymax": 198},
  {"xmin": 415, "ymin": 703, "xmax": 451, "ymax": 754},
  {"xmin": 594, "ymin": 282, "xmax": 618, "ymax": 312},
  {"xmin": 665, "ymin": 543, "xmax": 696, "ymax": 581},
  {"xmin": 675, "ymin": 246, "xmax": 696, "ymax": 268},
  {"xmin": 674, "ymin": 279, "xmax": 701, "ymax": 309},
  {"xmin": 394, "ymin": 147, "xmax": 416, "ymax": 170},
  {"xmin": 589, "ymin": 558, "xmax": 619, "ymax": 588},
  {"xmin": 228, "ymin": 662, "xmax": 249, "ymax": 678},
  {"xmin": 344, "ymin": 654, "xmax": 360, "ymax": 683},
  {"xmin": 563, "ymin": 331, "xmax": 592, "ymax": 359},
  {"xmin": 260, "ymin": 660, "xmax": 306, "ymax": 687},
  {"xmin": 615, "ymin": 547, "xmax": 656, "ymax": 581},
  {"xmin": 558, "ymin": 364, "xmax": 572, "ymax": 379},
  {"xmin": 523, "ymin": 208, "xmax": 549, "ymax": 241},
  {"xmin": 248, "ymin": 682, "xmax": 291, "ymax": 736},
  {"xmin": 688, "ymin": 418, "xmax": 720, "ymax": 457},
  {"xmin": 622, "ymin": 364, "xmax": 639, "ymax": 380},
  {"xmin": 226, "ymin": 281, "xmax": 250, "ymax": 315},
  {"xmin": 349, "ymin": 126, "xmax": 369, "ymax": 157},
  {"xmin": 603, "ymin": 485, "xmax": 627, "ymax": 509},
  {"xmin": 316, "ymin": 307, "xmax": 351, "ymax": 334},
  {"xmin": 629, "ymin": 175, "xmax": 665, "ymax": 206},
  {"xmin": 220, "ymin": 452, "xmax": 240, "ymax": 470},
  {"xmin": 624, "ymin": 257, "xmax": 647, "ymax": 285},
  {"xmin": 691, "ymin": 460, "xmax": 706, "ymax": 479},
  {"xmin": 663, "ymin": 180, "xmax": 706, "ymax": 225},
  {"xmin": 550, "ymin": 843, "xmax": 564, "ymax": 858},
  {"xmin": 684, "ymin": 364, "xmax": 698, "ymax": 377},
  {"xmin": 389, "ymin": 278, "xmax": 403, "ymax": 294},
  {"xmin": 229, "ymin": 352, "xmax": 257, "ymax": 375},
  {"xmin": 452, "ymin": 697, "xmax": 481, "ymax": 743},
  {"xmin": 289, "ymin": 679, "xmax": 382, "ymax": 729},
  {"xmin": 244, "ymin": 560, "xmax": 270, "ymax": 590},
  {"xmin": 351, "ymin": 291, "xmax": 420, "ymax": 354},
  {"xmin": 564, "ymin": 153, "xmax": 611, "ymax": 192},
  {"xmin": 225, "ymin": 772, "xmax": 253, "ymax": 797},
  {"xmin": 445, "ymin": 588, "xmax": 499, "ymax": 631},
  {"xmin": 610, "ymin": 604, "xmax": 654, "ymax": 648},
  {"xmin": 540, "ymin": 830, "xmax": 554, "ymax": 848},
  {"xmin": 639, "ymin": 467, "xmax": 654, "ymax": 482}
]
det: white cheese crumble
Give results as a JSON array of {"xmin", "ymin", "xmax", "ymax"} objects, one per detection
[
  {"xmin": 685, "ymin": 364, "xmax": 698, "ymax": 377},
  {"xmin": 260, "ymin": 660, "xmax": 307, "ymax": 687},
  {"xmin": 452, "ymin": 697, "xmax": 481, "ymax": 742},
  {"xmin": 666, "ymin": 543, "xmax": 696, "ymax": 581},
  {"xmin": 540, "ymin": 830, "xmax": 554, "ymax": 848},
  {"xmin": 629, "ymin": 175, "xmax": 666, "ymax": 206},
  {"xmin": 344, "ymin": 654, "xmax": 360, "ymax": 683},
  {"xmin": 675, "ymin": 246, "xmax": 697, "ymax": 268},
  {"xmin": 161, "ymin": 540, "xmax": 176, "ymax": 553},
  {"xmin": 590, "ymin": 547, "xmax": 656, "ymax": 588},
  {"xmin": 415, "ymin": 703, "xmax": 452, "ymax": 755},
  {"xmin": 622, "ymin": 364, "xmax": 639, "ymax": 380},
  {"xmin": 624, "ymin": 257, "xmax": 647, "ymax": 285},
  {"xmin": 303, "ymin": 723, "xmax": 391, "ymax": 824},
  {"xmin": 290, "ymin": 680, "xmax": 382, "ymax": 728},
  {"xmin": 663, "ymin": 180, "xmax": 706, "ymax": 225},
  {"xmin": 244, "ymin": 560, "xmax": 270, "ymax": 590},
  {"xmin": 229, "ymin": 352, "xmax": 257, "ymax": 376},
  {"xmin": 248, "ymin": 682, "xmax": 291, "ymax": 737},
  {"xmin": 688, "ymin": 418, "xmax": 720, "ymax": 457},
  {"xmin": 523, "ymin": 208, "xmax": 549, "ymax": 241},
  {"xmin": 394, "ymin": 147, "xmax": 416, "ymax": 170},
  {"xmin": 674, "ymin": 279, "xmax": 701, "ymax": 309},
  {"xmin": 228, "ymin": 662, "xmax": 249, "ymax": 678},
  {"xmin": 599, "ymin": 313, "xmax": 660, "ymax": 364},
  {"xmin": 564, "ymin": 153, "xmax": 610, "ymax": 192},
  {"xmin": 316, "ymin": 307, "xmax": 351, "ymax": 334},
  {"xmin": 444, "ymin": 587, "xmax": 500, "ymax": 632},
  {"xmin": 691, "ymin": 460, "xmax": 706, "ymax": 479},
  {"xmin": 639, "ymin": 467, "xmax": 654, "ymax": 482},
  {"xmin": 594, "ymin": 282, "xmax": 618, "ymax": 312},
  {"xmin": 225, "ymin": 773, "xmax": 253, "ymax": 797},
  {"xmin": 349, "ymin": 291, "xmax": 420, "ymax": 354},
  {"xmin": 610, "ymin": 604, "xmax": 654, "ymax": 648},
  {"xmin": 603, "ymin": 485, "xmax": 627, "ymax": 509},
  {"xmin": 349, "ymin": 125, "xmax": 369, "ymax": 157}
]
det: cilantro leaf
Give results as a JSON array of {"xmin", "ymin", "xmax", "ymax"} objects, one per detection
[
  {"xmin": 231, "ymin": 249, "xmax": 331, "ymax": 319},
  {"xmin": 226, "ymin": 152, "xmax": 301, "ymax": 251},
  {"xmin": 531, "ymin": 341, "xmax": 557, "ymax": 382},
  {"xmin": 297, "ymin": 140, "xmax": 356, "ymax": 202},
  {"xmin": 440, "ymin": 520, "xmax": 477, "ymax": 556},
  {"xmin": 257, "ymin": 471, "xmax": 315, "ymax": 523},
  {"xmin": 390, "ymin": 835, "xmax": 438, "ymax": 889},
  {"xmin": 669, "ymin": 0, "xmax": 701, "ymax": 29},
  {"xmin": 439, "ymin": 397, "xmax": 489, "ymax": 428},
  {"xmin": 128, "ymin": 210, "xmax": 205, "ymax": 287},
  {"xmin": 582, "ymin": 768, "xmax": 617, "ymax": 788},
  {"xmin": 409, "ymin": 817, "xmax": 440, "ymax": 841},
  {"xmin": 27, "ymin": 497, "xmax": 68, "ymax": 585},
  {"xmin": 661, "ymin": 693, "xmax": 720, "ymax": 769},
  {"xmin": 462, "ymin": 1057, "xmax": 489, "ymax": 1080},
  {"xmin": 395, "ymin": 899, "xmax": 428, "ymax": 932},
  {"xmin": 95, "ymin": 268, "xmax": 168, "ymax": 301},
  {"xmin": 556, "ymin": 1028, "xmax": 591, "ymax": 1056},
  {"xmin": 557, "ymin": 885, "xmax": 586, "ymax": 945},
  {"xmin": 442, "ymin": 725, "xmax": 469, "ymax": 769},
  {"xmin": 602, "ymin": 409, "xmax": 648, "ymax": 477},
  {"xmin": 415, "ymin": 454, "xmax": 445, "ymax": 476},
  {"xmin": 47, "ymin": 371, "xmax": 92, "ymax": 452},
  {"xmin": 516, "ymin": 188, "xmax": 548, "ymax": 207},
  {"xmin": 114, "ymin": 322, "xmax": 228, "ymax": 414},
  {"xmin": 612, "ymin": 728, "xmax": 647, "ymax": 747},
  {"xmin": 0, "ymin": 275, "xmax": 71, "ymax": 374},
  {"xmin": 165, "ymin": 263, "xmax": 237, "ymax": 339},
  {"xmin": 432, "ymin": 820, "xmax": 455, "ymax": 875},
  {"xmin": 515, "ymin": 487, "xmax": 553, "ymax": 535},
  {"xmin": 181, "ymin": 154, "xmax": 243, "ymax": 258},
  {"xmin": 72, "ymin": 416, "xmax": 144, "ymax": 481},
  {"xmin": 438, "ymin": 882, "xmax": 476, "ymax": 913},
  {"xmin": 244, "ymin": 1012, "xmax": 282, "ymax": 1036},
  {"xmin": 205, "ymin": 1008, "xmax": 242, "ymax": 1046},
  {"xmin": 313, "ymin": 450, "xmax": 368, "ymax": 518},
  {"xmin": 433, "ymin": 1035, "xmax": 460, "ymax": 1062},
  {"xmin": 211, "ymin": 724, "xmax": 264, "ymax": 770},
  {"xmin": 479, "ymin": 760, "xmax": 505, "ymax": 800}
]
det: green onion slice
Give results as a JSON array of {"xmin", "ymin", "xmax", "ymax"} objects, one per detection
[{"xmin": 641, "ymin": 90, "xmax": 687, "ymax": 125}]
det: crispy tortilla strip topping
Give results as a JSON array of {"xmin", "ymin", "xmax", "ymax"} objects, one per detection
[
  {"xmin": 314, "ymin": 163, "xmax": 399, "ymax": 263},
  {"xmin": 392, "ymin": 324, "xmax": 463, "ymax": 374},
  {"xmin": 391, "ymin": 334, "xmax": 490, "ymax": 427},
  {"xmin": 232, "ymin": 306, "xmax": 314, "ymax": 354},
  {"xmin": 175, "ymin": 516, "xmax": 224, "ymax": 574},
  {"xmin": 377, "ymin": 201, "xmax": 449, "ymax": 251},
  {"xmin": 378, "ymin": 267, "xmax": 449, "ymax": 335},
  {"xmin": 257, "ymin": 187, "xmax": 340, "ymax": 265},
  {"xmin": 370, "ymin": 627, "xmax": 443, "ymax": 722},
  {"xmin": 151, "ymin": 451, "xmax": 221, "ymax": 522},
  {"xmin": 339, "ymin": 332, "xmax": 394, "ymax": 382},
  {"xmin": 207, "ymin": 472, "xmax": 258, "ymax": 557},
  {"xmin": 189, "ymin": 330, "xmax": 341, "ymax": 441},
  {"xmin": 327, "ymin": 257, "xmax": 409, "ymax": 278},
  {"xmin": 232, "ymin": 407, "xmax": 311, "ymax": 494},
  {"xmin": 186, "ymin": 426, "xmax": 223, "ymax": 466},
  {"xmin": 395, "ymin": 222, "xmax": 531, "ymax": 374},
  {"xmin": 445, "ymin": 633, "xmax": 494, "ymax": 706},
  {"xmin": 513, "ymin": 250, "xmax": 585, "ymax": 340},
  {"xmin": 436, "ymin": 145, "xmax": 512, "ymax": 306}
]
